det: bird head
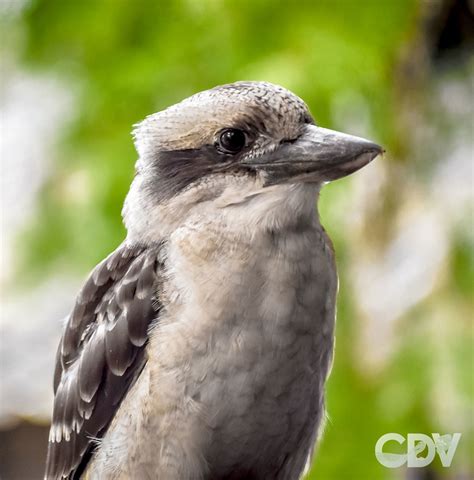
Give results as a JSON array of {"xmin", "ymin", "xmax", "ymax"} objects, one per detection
[{"xmin": 125, "ymin": 81, "xmax": 382, "ymax": 239}]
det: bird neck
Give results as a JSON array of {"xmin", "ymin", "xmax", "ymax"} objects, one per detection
[{"xmin": 123, "ymin": 173, "xmax": 321, "ymax": 245}]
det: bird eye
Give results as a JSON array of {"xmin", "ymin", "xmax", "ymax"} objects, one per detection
[{"xmin": 217, "ymin": 129, "xmax": 246, "ymax": 154}]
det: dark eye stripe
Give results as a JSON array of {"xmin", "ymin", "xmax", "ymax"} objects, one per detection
[{"xmin": 147, "ymin": 146, "xmax": 221, "ymax": 201}]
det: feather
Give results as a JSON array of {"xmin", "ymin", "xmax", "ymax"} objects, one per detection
[{"xmin": 45, "ymin": 242, "xmax": 162, "ymax": 480}]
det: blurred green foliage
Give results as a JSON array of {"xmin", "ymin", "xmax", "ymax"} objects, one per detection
[{"xmin": 9, "ymin": 0, "xmax": 473, "ymax": 479}]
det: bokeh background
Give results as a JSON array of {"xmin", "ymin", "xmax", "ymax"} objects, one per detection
[{"xmin": 1, "ymin": 0, "xmax": 473, "ymax": 478}]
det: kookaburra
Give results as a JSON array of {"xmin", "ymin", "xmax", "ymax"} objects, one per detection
[{"xmin": 45, "ymin": 81, "xmax": 381, "ymax": 480}]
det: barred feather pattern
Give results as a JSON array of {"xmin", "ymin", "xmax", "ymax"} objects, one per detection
[{"xmin": 45, "ymin": 242, "xmax": 163, "ymax": 480}]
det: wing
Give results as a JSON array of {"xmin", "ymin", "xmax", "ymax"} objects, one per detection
[{"xmin": 45, "ymin": 242, "xmax": 163, "ymax": 480}]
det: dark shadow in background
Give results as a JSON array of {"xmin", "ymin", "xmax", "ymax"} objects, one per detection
[{"xmin": 0, "ymin": 423, "xmax": 48, "ymax": 479}]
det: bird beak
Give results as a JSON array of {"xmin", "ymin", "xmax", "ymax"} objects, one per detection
[{"xmin": 243, "ymin": 124, "xmax": 383, "ymax": 184}]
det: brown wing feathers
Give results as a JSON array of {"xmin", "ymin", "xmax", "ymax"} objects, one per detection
[{"xmin": 45, "ymin": 243, "xmax": 162, "ymax": 479}]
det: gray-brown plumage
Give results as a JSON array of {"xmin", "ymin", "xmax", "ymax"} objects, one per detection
[{"xmin": 45, "ymin": 81, "xmax": 381, "ymax": 480}]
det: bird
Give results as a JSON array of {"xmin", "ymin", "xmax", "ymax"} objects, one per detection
[{"xmin": 45, "ymin": 81, "xmax": 382, "ymax": 480}]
